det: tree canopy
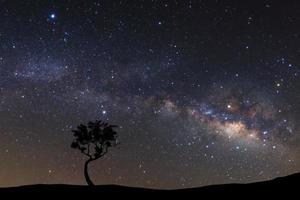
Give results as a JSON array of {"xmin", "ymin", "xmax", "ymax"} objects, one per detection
[{"xmin": 71, "ymin": 120, "xmax": 118, "ymax": 160}]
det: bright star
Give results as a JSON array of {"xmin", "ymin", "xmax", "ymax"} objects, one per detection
[{"xmin": 50, "ymin": 13, "xmax": 56, "ymax": 19}]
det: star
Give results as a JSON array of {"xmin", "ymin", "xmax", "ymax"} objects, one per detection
[{"xmin": 49, "ymin": 13, "xmax": 56, "ymax": 19}]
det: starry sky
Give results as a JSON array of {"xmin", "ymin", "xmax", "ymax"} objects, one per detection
[{"xmin": 0, "ymin": 0, "xmax": 300, "ymax": 189}]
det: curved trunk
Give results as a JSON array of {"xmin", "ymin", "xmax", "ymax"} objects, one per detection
[{"xmin": 84, "ymin": 159, "xmax": 95, "ymax": 186}]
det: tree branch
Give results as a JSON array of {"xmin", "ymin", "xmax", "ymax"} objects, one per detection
[
  {"xmin": 82, "ymin": 146, "xmax": 92, "ymax": 159},
  {"xmin": 87, "ymin": 144, "xmax": 90, "ymax": 155},
  {"xmin": 99, "ymin": 145, "xmax": 108, "ymax": 158}
]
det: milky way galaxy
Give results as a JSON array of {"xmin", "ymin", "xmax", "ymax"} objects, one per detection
[{"xmin": 0, "ymin": 1, "xmax": 300, "ymax": 189}]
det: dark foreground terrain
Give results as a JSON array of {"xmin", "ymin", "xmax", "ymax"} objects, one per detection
[{"xmin": 0, "ymin": 173, "xmax": 299, "ymax": 197}]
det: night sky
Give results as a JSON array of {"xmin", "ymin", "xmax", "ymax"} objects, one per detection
[{"xmin": 0, "ymin": 0, "xmax": 300, "ymax": 189}]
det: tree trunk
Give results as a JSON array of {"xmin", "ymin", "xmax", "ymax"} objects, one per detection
[{"xmin": 84, "ymin": 159, "xmax": 95, "ymax": 186}]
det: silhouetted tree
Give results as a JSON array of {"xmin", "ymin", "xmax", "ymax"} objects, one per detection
[{"xmin": 71, "ymin": 120, "xmax": 118, "ymax": 186}]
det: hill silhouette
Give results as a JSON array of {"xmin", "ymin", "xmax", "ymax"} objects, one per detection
[{"xmin": 0, "ymin": 172, "xmax": 299, "ymax": 197}]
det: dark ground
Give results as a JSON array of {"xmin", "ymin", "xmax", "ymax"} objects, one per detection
[{"xmin": 0, "ymin": 173, "xmax": 299, "ymax": 198}]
